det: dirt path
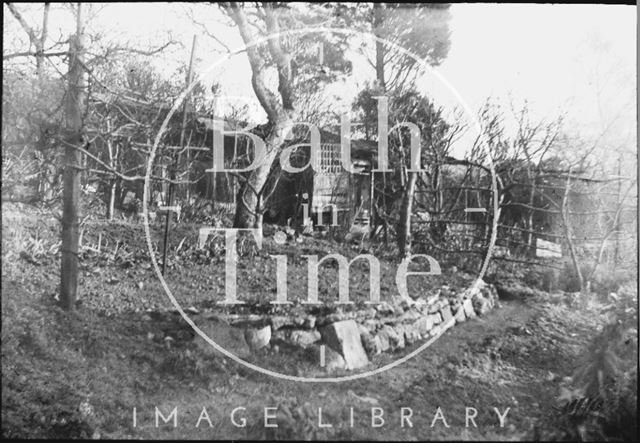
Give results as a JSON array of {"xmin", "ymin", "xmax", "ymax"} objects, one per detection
[{"xmin": 121, "ymin": 296, "xmax": 574, "ymax": 440}]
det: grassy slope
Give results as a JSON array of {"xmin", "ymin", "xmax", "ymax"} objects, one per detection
[{"xmin": 1, "ymin": 210, "xmax": 615, "ymax": 440}]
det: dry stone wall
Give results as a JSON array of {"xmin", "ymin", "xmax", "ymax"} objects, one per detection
[{"xmin": 156, "ymin": 279, "xmax": 500, "ymax": 372}]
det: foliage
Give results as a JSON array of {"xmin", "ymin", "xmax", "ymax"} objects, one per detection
[
  {"xmin": 331, "ymin": 3, "xmax": 451, "ymax": 91},
  {"xmin": 557, "ymin": 284, "xmax": 638, "ymax": 441}
]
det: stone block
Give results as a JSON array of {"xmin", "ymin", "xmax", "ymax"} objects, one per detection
[
  {"xmin": 429, "ymin": 312, "xmax": 442, "ymax": 325},
  {"xmin": 319, "ymin": 320, "xmax": 369, "ymax": 370},
  {"xmin": 244, "ymin": 325, "xmax": 271, "ymax": 351},
  {"xmin": 440, "ymin": 305, "xmax": 454, "ymax": 325}
]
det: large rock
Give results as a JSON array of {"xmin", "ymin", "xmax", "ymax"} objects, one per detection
[
  {"xmin": 471, "ymin": 280, "xmax": 499, "ymax": 315},
  {"xmin": 472, "ymin": 292, "xmax": 491, "ymax": 315},
  {"xmin": 289, "ymin": 329, "xmax": 321, "ymax": 348},
  {"xmin": 319, "ymin": 320, "xmax": 369, "ymax": 370},
  {"xmin": 193, "ymin": 317, "xmax": 250, "ymax": 358},
  {"xmin": 244, "ymin": 325, "xmax": 271, "ymax": 351}
]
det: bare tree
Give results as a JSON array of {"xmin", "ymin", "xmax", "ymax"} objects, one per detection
[
  {"xmin": 5, "ymin": 3, "xmax": 55, "ymax": 77},
  {"xmin": 219, "ymin": 3, "xmax": 296, "ymax": 230}
]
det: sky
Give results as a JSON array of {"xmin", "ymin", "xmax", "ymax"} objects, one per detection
[{"xmin": 4, "ymin": 3, "xmax": 637, "ymax": 161}]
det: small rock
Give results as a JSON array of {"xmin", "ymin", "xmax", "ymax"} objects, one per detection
[
  {"xmin": 363, "ymin": 319, "xmax": 379, "ymax": 331},
  {"xmin": 403, "ymin": 325, "xmax": 421, "ymax": 344},
  {"xmin": 391, "ymin": 296, "xmax": 414, "ymax": 310},
  {"xmin": 137, "ymin": 282, "xmax": 144, "ymax": 290},
  {"xmin": 270, "ymin": 316, "xmax": 295, "ymax": 330},
  {"xmin": 472, "ymin": 284, "xmax": 496, "ymax": 315},
  {"xmin": 378, "ymin": 324, "xmax": 404, "ymax": 350},
  {"xmin": 393, "ymin": 325, "xmax": 406, "ymax": 349},
  {"xmin": 375, "ymin": 302, "xmax": 395, "ymax": 315},
  {"xmin": 454, "ymin": 306, "xmax": 466, "ymax": 324},
  {"xmin": 411, "ymin": 317, "xmax": 432, "ymax": 336},
  {"xmin": 359, "ymin": 329, "xmax": 380, "ymax": 356},
  {"xmin": 289, "ymin": 329, "xmax": 321, "ymax": 347},
  {"xmin": 376, "ymin": 331, "xmax": 390, "ymax": 352},
  {"xmin": 244, "ymin": 325, "xmax": 271, "ymax": 351},
  {"xmin": 462, "ymin": 298, "xmax": 476, "ymax": 319},
  {"xmin": 303, "ymin": 316, "xmax": 316, "ymax": 329},
  {"xmin": 323, "ymin": 311, "xmax": 353, "ymax": 324},
  {"xmin": 271, "ymin": 329, "xmax": 289, "ymax": 342},
  {"xmin": 429, "ymin": 312, "xmax": 442, "ymax": 325},
  {"xmin": 440, "ymin": 305, "xmax": 454, "ymax": 325},
  {"xmin": 440, "ymin": 285, "xmax": 453, "ymax": 298}
]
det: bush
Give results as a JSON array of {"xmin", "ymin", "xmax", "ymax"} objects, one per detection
[{"xmin": 561, "ymin": 284, "xmax": 638, "ymax": 440}]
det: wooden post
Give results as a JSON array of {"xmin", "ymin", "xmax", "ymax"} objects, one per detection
[
  {"xmin": 183, "ymin": 35, "xmax": 197, "ymax": 202},
  {"xmin": 369, "ymin": 170, "xmax": 375, "ymax": 238},
  {"xmin": 161, "ymin": 35, "xmax": 197, "ymax": 276},
  {"xmin": 211, "ymin": 95, "xmax": 218, "ymax": 208},
  {"xmin": 614, "ymin": 155, "xmax": 621, "ymax": 265},
  {"xmin": 60, "ymin": 3, "xmax": 85, "ymax": 310}
]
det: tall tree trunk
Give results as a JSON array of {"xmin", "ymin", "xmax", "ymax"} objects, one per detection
[
  {"xmin": 373, "ymin": 2, "xmax": 386, "ymax": 90},
  {"xmin": 36, "ymin": 3, "xmax": 50, "ymax": 77},
  {"xmin": 397, "ymin": 135, "xmax": 422, "ymax": 257},
  {"xmin": 225, "ymin": 3, "xmax": 295, "ymax": 230},
  {"xmin": 233, "ymin": 121, "xmax": 292, "ymax": 228},
  {"xmin": 60, "ymin": 4, "xmax": 85, "ymax": 310},
  {"xmin": 561, "ymin": 170, "xmax": 586, "ymax": 294},
  {"xmin": 526, "ymin": 169, "xmax": 536, "ymax": 257},
  {"xmin": 397, "ymin": 168, "xmax": 418, "ymax": 257}
]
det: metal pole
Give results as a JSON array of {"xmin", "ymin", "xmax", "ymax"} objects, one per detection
[{"xmin": 614, "ymin": 154, "xmax": 621, "ymax": 265}]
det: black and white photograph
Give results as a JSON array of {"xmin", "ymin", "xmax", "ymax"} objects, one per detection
[{"xmin": 2, "ymin": 2, "xmax": 638, "ymax": 440}]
